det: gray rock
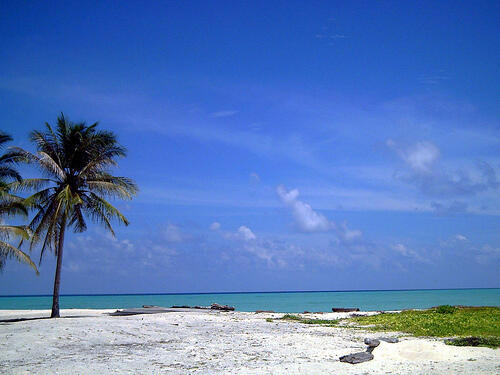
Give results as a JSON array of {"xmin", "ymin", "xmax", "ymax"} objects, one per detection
[
  {"xmin": 364, "ymin": 338, "xmax": 380, "ymax": 347},
  {"xmin": 364, "ymin": 338, "xmax": 380, "ymax": 353},
  {"xmin": 379, "ymin": 337, "xmax": 399, "ymax": 343},
  {"xmin": 339, "ymin": 351, "xmax": 374, "ymax": 364}
]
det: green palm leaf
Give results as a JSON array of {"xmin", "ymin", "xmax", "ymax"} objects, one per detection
[
  {"xmin": 0, "ymin": 131, "xmax": 37, "ymax": 273},
  {"xmin": 17, "ymin": 114, "xmax": 137, "ymax": 317}
]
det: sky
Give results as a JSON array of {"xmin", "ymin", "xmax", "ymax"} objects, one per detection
[{"xmin": 0, "ymin": 1, "xmax": 499, "ymax": 295}]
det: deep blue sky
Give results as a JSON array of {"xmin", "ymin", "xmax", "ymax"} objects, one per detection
[{"xmin": 1, "ymin": 1, "xmax": 499, "ymax": 294}]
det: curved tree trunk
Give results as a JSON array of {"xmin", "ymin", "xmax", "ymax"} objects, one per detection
[{"xmin": 51, "ymin": 219, "xmax": 67, "ymax": 318}]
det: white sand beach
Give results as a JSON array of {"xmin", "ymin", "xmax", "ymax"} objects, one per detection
[{"xmin": 1, "ymin": 309, "xmax": 499, "ymax": 374}]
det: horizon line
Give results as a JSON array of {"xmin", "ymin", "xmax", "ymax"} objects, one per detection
[{"xmin": 1, "ymin": 286, "xmax": 499, "ymax": 298}]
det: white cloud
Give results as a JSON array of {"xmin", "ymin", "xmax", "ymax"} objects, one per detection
[
  {"xmin": 163, "ymin": 224, "xmax": 184, "ymax": 243},
  {"xmin": 209, "ymin": 222, "xmax": 221, "ymax": 231},
  {"xmin": 277, "ymin": 185, "xmax": 332, "ymax": 232},
  {"xmin": 276, "ymin": 185, "xmax": 364, "ymax": 246},
  {"xmin": 403, "ymin": 141, "xmax": 440, "ymax": 172},
  {"xmin": 210, "ymin": 110, "xmax": 238, "ymax": 118},
  {"xmin": 388, "ymin": 139, "xmax": 440, "ymax": 172},
  {"xmin": 455, "ymin": 234, "xmax": 467, "ymax": 241},
  {"xmin": 390, "ymin": 243, "xmax": 427, "ymax": 263},
  {"xmin": 391, "ymin": 243, "xmax": 411, "ymax": 256},
  {"xmin": 250, "ymin": 172, "xmax": 260, "ymax": 182},
  {"xmin": 216, "ymin": 224, "xmax": 257, "ymax": 242},
  {"xmin": 237, "ymin": 225, "xmax": 256, "ymax": 241},
  {"xmin": 431, "ymin": 201, "xmax": 468, "ymax": 215},
  {"xmin": 388, "ymin": 139, "xmax": 499, "ymax": 198},
  {"xmin": 475, "ymin": 244, "xmax": 500, "ymax": 264},
  {"xmin": 335, "ymin": 222, "xmax": 362, "ymax": 242}
]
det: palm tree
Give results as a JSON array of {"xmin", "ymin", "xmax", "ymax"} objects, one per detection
[
  {"xmin": 0, "ymin": 132, "xmax": 37, "ymax": 272},
  {"xmin": 12, "ymin": 114, "xmax": 137, "ymax": 317}
]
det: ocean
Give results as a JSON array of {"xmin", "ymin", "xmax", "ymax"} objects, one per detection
[{"xmin": 1, "ymin": 288, "xmax": 499, "ymax": 312}]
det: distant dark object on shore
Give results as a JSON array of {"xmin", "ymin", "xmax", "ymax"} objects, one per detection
[
  {"xmin": 170, "ymin": 303, "xmax": 235, "ymax": 311},
  {"xmin": 210, "ymin": 303, "xmax": 235, "ymax": 311},
  {"xmin": 332, "ymin": 307, "xmax": 360, "ymax": 312},
  {"xmin": 255, "ymin": 310, "xmax": 275, "ymax": 313}
]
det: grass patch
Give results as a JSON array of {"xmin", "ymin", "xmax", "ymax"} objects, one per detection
[
  {"xmin": 348, "ymin": 306, "xmax": 500, "ymax": 348},
  {"xmin": 279, "ymin": 314, "xmax": 339, "ymax": 326},
  {"xmin": 446, "ymin": 336, "xmax": 500, "ymax": 349},
  {"xmin": 281, "ymin": 314, "xmax": 303, "ymax": 321},
  {"xmin": 435, "ymin": 304, "xmax": 457, "ymax": 314}
]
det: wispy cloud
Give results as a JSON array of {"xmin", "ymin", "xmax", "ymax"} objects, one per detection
[
  {"xmin": 430, "ymin": 201, "xmax": 468, "ymax": 215},
  {"xmin": 276, "ymin": 185, "xmax": 363, "ymax": 244},
  {"xmin": 277, "ymin": 185, "xmax": 332, "ymax": 232},
  {"xmin": 210, "ymin": 110, "xmax": 238, "ymax": 118},
  {"xmin": 388, "ymin": 139, "xmax": 500, "ymax": 198}
]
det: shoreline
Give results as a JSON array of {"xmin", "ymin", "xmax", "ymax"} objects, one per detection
[
  {"xmin": 1, "ymin": 309, "xmax": 498, "ymax": 374},
  {"xmin": 2, "ymin": 288, "xmax": 499, "ymax": 313}
]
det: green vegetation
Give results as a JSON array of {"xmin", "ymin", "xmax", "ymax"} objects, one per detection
[
  {"xmin": 445, "ymin": 336, "xmax": 500, "ymax": 349},
  {"xmin": 278, "ymin": 314, "xmax": 339, "ymax": 326},
  {"xmin": 348, "ymin": 306, "xmax": 500, "ymax": 348},
  {"xmin": 12, "ymin": 114, "xmax": 137, "ymax": 318},
  {"xmin": 435, "ymin": 305, "xmax": 457, "ymax": 314},
  {"xmin": 0, "ymin": 132, "xmax": 37, "ymax": 273}
]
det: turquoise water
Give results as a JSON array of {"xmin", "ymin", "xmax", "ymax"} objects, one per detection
[{"xmin": 1, "ymin": 289, "xmax": 499, "ymax": 312}]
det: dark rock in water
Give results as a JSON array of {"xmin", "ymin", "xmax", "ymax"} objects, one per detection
[
  {"xmin": 379, "ymin": 337, "xmax": 399, "ymax": 343},
  {"xmin": 193, "ymin": 306, "xmax": 210, "ymax": 310},
  {"xmin": 303, "ymin": 311, "xmax": 311, "ymax": 314},
  {"xmin": 210, "ymin": 303, "xmax": 235, "ymax": 311},
  {"xmin": 332, "ymin": 307, "xmax": 360, "ymax": 312},
  {"xmin": 255, "ymin": 310, "xmax": 275, "ymax": 313},
  {"xmin": 142, "ymin": 305, "xmax": 160, "ymax": 308},
  {"xmin": 339, "ymin": 351, "xmax": 374, "ymax": 364},
  {"xmin": 171, "ymin": 305, "xmax": 191, "ymax": 309},
  {"xmin": 314, "ymin": 311, "xmax": 324, "ymax": 314},
  {"xmin": 364, "ymin": 338, "xmax": 380, "ymax": 352}
]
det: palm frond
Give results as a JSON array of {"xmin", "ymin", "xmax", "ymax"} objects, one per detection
[
  {"xmin": 9, "ymin": 178, "xmax": 53, "ymax": 193},
  {"xmin": 0, "ymin": 240, "xmax": 38, "ymax": 274}
]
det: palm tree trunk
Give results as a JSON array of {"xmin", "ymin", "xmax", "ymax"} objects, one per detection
[{"xmin": 50, "ymin": 219, "xmax": 67, "ymax": 318}]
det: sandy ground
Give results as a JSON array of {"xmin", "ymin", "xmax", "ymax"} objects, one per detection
[{"xmin": 0, "ymin": 309, "xmax": 499, "ymax": 374}]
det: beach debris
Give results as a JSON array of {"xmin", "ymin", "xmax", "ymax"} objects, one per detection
[
  {"xmin": 363, "ymin": 338, "xmax": 380, "ymax": 353},
  {"xmin": 110, "ymin": 305, "xmax": 217, "ymax": 316},
  {"xmin": 379, "ymin": 337, "xmax": 399, "ymax": 343},
  {"xmin": 332, "ymin": 307, "xmax": 360, "ymax": 312},
  {"xmin": 110, "ymin": 307, "xmax": 174, "ymax": 316},
  {"xmin": 210, "ymin": 303, "xmax": 235, "ymax": 311},
  {"xmin": 339, "ymin": 351, "xmax": 374, "ymax": 364}
]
